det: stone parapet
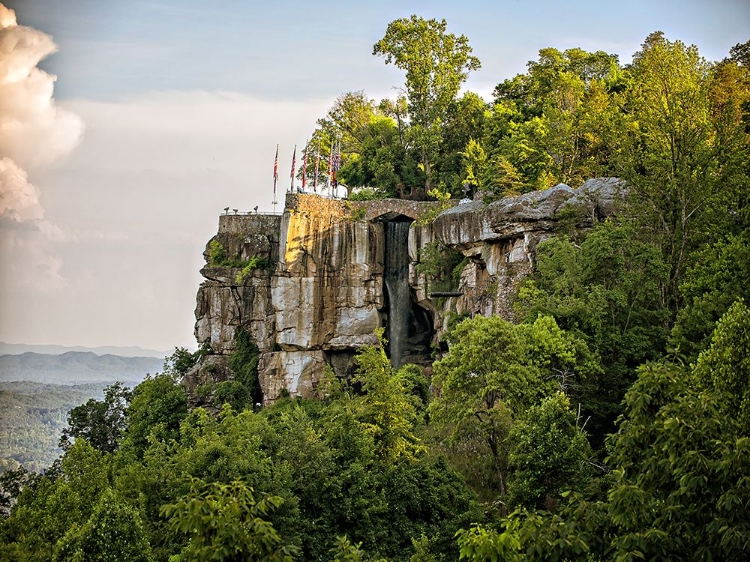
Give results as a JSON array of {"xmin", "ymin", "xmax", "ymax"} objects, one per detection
[{"xmin": 218, "ymin": 213, "xmax": 282, "ymax": 235}]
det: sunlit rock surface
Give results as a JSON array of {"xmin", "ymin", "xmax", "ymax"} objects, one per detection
[{"xmin": 192, "ymin": 179, "xmax": 625, "ymax": 402}]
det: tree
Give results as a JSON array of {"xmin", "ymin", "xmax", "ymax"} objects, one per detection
[
  {"xmin": 672, "ymin": 231, "xmax": 750, "ymax": 359},
  {"xmin": 605, "ymin": 307, "xmax": 750, "ymax": 560},
  {"xmin": 0, "ymin": 466, "xmax": 38, "ymax": 519},
  {"xmin": 351, "ymin": 330, "xmax": 425, "ymax": 464},
  {"xmin": 373, "ymin": 16, "xmax": 481, "ymax": 194},
  {"xmin": 121, "ymin": 373, "xmax": 188, "ymax": 458},
  {"xmin": 610, "ymin": 32, "xmax": 716, "ymax": 316},
  {"xmin": 485, "ymin": 47, "xmax": 622, "ymax": 192},
  {"xmin": 454, "ymin": 303, "xmax": 750, "ymax": 561},
  {"xmin": 0, "ymin": 440, "xmax": 111, "ymax": 561},
  {"xmin": 164, "ymin": 343, "xmax": 213, "ymax": 378},
  {"xmin": 692, "ymin": 300, "xmax": 750, "ymax": 433},
  {"xmin": 437, "ymin": 92, "xmax": 488, "ymax": 195},
  {"xmin": 53, "ymin": 489, "xmax": 153, "ymax": 562},
  {"xmin": 507, "ymin": 393, "xmax": 592, "ymax": 510},
  {"xmin": 670, "ymin": 40, "xmax": 750, "ymax": 359},
  {"xmin": 429, "ymin": 314, "xmax": 595, "ymax": 500},
  {"xmin": 162, "ymin": 478, "xmax": 299, "ymax": 562},
  {"xmin": 60, "ymin": 382, "xmax": 132, "ymax": 453}
]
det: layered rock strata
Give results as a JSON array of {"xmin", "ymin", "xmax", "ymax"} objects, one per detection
[{"xmin": 187, "ymin": 178, "xmax": 625, "ymax": 403}]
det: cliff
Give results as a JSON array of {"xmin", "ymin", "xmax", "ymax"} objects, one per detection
[{"xmin": 187, "ymin": 178, "xmax": 625, "ymax": 403}]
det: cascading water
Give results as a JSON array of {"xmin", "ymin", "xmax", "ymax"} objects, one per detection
[{"xmin": 384, "ymin": 220, "xmax": 411, "ymax": 368}]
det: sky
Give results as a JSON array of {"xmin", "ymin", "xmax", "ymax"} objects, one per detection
[{"xmin": 0, "ymin": 0, "xmax": 748, "ymax": 352}]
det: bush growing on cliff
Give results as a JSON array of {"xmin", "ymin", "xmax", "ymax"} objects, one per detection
[
  {"xmin": 224, "ymin": 328, "xmax": 262, "ymax": 410},
  {"xmin": 208, "ymin": 239, "xmax": 268, "ymax": 275},
  {"xmin": 208, "ymin": 239, "xmax": 227, "ymax": 266},
  {"xmin": 164, "ymin": 344, "xmax": 212, "ymax": 378},
  {"xmin": 235, "ymin": 256, "xmax": 268, "ymax": 284},
  {"xmin": 416, "ymin": 240, "xmax": 466, "ymax": 294}
]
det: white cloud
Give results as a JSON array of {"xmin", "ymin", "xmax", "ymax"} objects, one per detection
[
  {"xmin": 0, "ymin": 5, "xmax": 82, "ymax": 303},
  {"xmin": 0, "ymin": 5, "xmax": 83, "ymax": 169},
  {"xmin": 3, "ymin": 89, "xmax": 330, "ymax": 349}
]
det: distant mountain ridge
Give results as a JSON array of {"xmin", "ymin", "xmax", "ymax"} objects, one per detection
[
  {"xmin": 0, "ymin": 342, "xmax": 172, "ymax": 358},
  {"xmin": 0, "ymin": 351, "xmax": 165, "ymax": 385}
]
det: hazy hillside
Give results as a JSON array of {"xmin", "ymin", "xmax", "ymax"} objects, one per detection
[
  {"xmin": 0, "ymin": 342, "xmax": 170, "ymax": 358},
  {"xmin": 0, "ymin": 381, "xmax": 108, "ymax": 471},
  {"xmin": 0, "ymin": 352, "xmax": 165, "ymax": 385}
]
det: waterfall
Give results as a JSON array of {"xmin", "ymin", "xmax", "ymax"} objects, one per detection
[{"xmin": 384, "ymin": 220, "xmax": 411, "ymax": 368}]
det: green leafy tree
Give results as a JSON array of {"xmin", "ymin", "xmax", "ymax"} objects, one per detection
[
  {"xmin": 0, "ymin": 466, "xmax": 38, "ymax": 518},
  {"xmin": 60, "ymin": 382, "xmax": 132, "ymax": 453},
  {"xmin": 162, "ymin": 478, "xmax": 299, "ymax": 562},
  {"xmin": 222, "ymin": 328, "xmax": 262, "ymax": 410},
  {"xmin": 605, "ymin": 302, "xmax": 750, "ymax": 560},
  {"xmin": 507, "ymin": 393, "xmax": 593, "ymax": 510},
  {"xmin": 670, "ymin": 42, "xmax": 750, "ymax": 359},
  {"xmin": 374, "ymin": 15, "xmax": 481, "ymax": 194},
  {"xmin": 53, "ymin": 488, "xmax": 153, "ymax": 562},
  {"xmin": 429, "ymin": 315, "xmax": 595, "ymax": 501},
  {"xmin": 121, "ymin": 373, "xmax": 188, "ymax": 459},
  {"xmin": 692, "ymin": 300, "xmax": 750, "ymax": 432},
  {"xmin": 164, "ymin": 344, "xmax": 212, "ymax": 378},
  {"xmin": 672, "ymin": 231, "xmax": 750, "ymax": 359},
  {"xmin": 0, "ymin": 440, "xmax": 111, "ymax": 560},
  {"xmin": 352, "ymin": 331, "xmax": 426, "ymax": 464},
  {"xmin": 485, "ymin": 47, "xmax": 621, "ymax": 192},
  {"xmin": 609, "ymin": 32, "xmax": 717, "ymax": 316},
  {"xmin": 437, "ymin": 92, "xmax": 488, "ymax": 195}
]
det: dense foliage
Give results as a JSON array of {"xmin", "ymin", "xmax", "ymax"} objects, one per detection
[{"xmin": 2, "ymin": 16, "xmax": 748, "ymax": 562}]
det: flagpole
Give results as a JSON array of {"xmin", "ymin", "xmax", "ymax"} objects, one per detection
[
  {"xmin": 273, "ymin": 143, "xmax": 279, "ymax": 214},
  {"xmin": 332, "ymin": 136, "xmax": 341, "ymax": 198},
  {"xmin": 326, "ymin": 142, "xmax": 333, "ymax": 196}
]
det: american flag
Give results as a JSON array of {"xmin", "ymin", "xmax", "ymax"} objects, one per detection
[
  {"xmin": 290, "ymin": 145, "xmax": 296, "ymax": 191},
  {"xmin": 273, "ymin": 144, "xmax": 278, "ymax": 201}
]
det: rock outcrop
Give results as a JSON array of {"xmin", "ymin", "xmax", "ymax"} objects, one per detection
[{"xmin": 188, "ymin": 178, "xmax": 626, "ymax": 403}]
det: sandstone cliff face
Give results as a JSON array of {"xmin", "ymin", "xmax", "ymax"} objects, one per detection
[{"xmin": 189, "ymin": 178, "xmax": 625, "ymax": 403}]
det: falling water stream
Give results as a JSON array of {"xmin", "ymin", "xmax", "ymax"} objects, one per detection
[{"xmin": 384, "ymin": 220, "xmax": 411, "ymax": 368}]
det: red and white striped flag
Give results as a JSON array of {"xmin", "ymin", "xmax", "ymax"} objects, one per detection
[
  {"xmin": 273, "ymin": 144, "xmax": 279, "ymax": 203},
  {"xmin": 290, "ymin": 145, "xmax": 297, "ymax": 191}
]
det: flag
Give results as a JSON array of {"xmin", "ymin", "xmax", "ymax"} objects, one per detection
[
  {"xmin": 301, "ymin": 143, "xmax": 308, "ymax": 191},
  {"xmin": 313, "ymin": 141, "xmax": 320, "ymax": 193},
  {"xmin": 290, "ymin": 144, "xmax": 296, "ymax": 191},
  {"xmin": 332, "ymin": 139, "xmax": 341, "ymax": 187},
  {"xmin": 273, "ymin": 144, "xmax": 278, "ymax": 202}
]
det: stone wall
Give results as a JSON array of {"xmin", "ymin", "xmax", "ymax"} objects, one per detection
[{"xmin": 218, "ymin": 213, "xmax": 282, "ymax": 235}]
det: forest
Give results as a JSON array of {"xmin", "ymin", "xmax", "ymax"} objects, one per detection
[{"xmin": 1, "ymin": 16, "xmax": 748, "ymax": 562}]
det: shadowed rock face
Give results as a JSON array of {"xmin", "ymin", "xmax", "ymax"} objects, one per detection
[{"xmin": 189, "ymin": 179, "xmax": 625, "ymax": 403}]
